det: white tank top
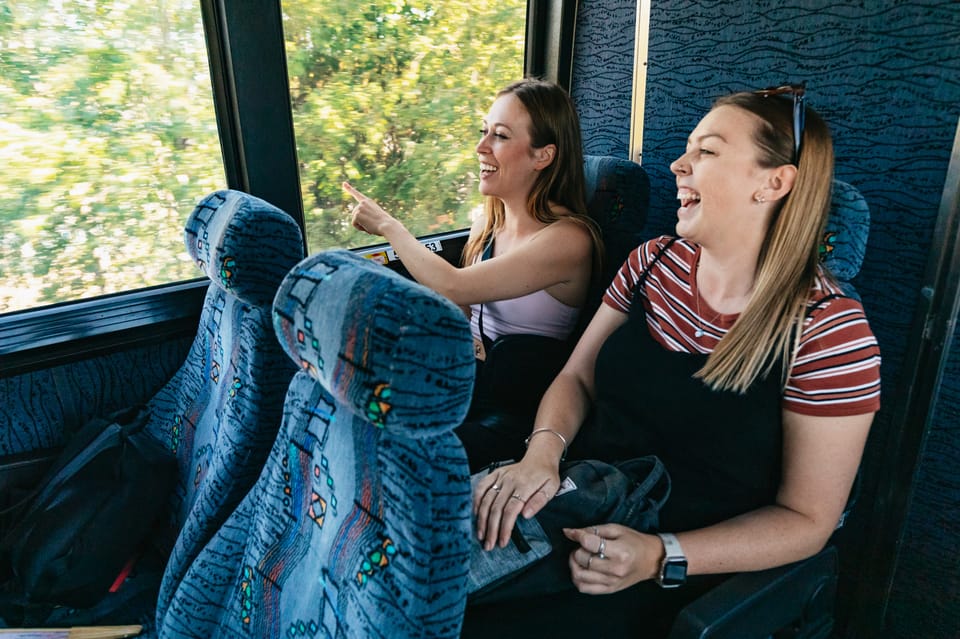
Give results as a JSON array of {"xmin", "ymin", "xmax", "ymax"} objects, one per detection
[{"xmin": 470, "ymin": 290, "xmax": 580, "ymax": 342}]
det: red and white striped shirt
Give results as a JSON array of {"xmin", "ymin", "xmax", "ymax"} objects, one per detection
[{"xmin": 602, "ymin": 236, "xmax": 881, "ymax": 416}]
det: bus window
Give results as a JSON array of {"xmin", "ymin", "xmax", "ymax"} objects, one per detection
[
  {"xmin": 0, "ymin": 0, "xmax": 224, "ymax": 314},
  {"xmin": 281, "ymin": 0, "xmax": 526, "ymax": 254}
]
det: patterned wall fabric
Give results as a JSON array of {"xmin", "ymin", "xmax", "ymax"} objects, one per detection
[
  {"xmin": 573, "ymin": 1, "xmax": 960, "ymax": 635},
  {"xmin": 572, "ymin": 2, "xmax": 637, "ymax": 159},
  {"xmin": 159, "ymin": 249, "xmax": 475, "ymax": 639},
  {"xmin": 0, "ymin": 342, "xmax": 188, "ymax": 456}
]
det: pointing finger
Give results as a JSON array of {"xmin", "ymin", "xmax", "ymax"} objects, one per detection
[{"xmin": 342, "ymin": 181, "xmax": 365, "ymax": 201}]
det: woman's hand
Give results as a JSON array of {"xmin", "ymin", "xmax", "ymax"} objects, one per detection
[
  {"xmin": 343, "ymin": 181, "xmax": 397, "ymax": 237},
  {"xmin": 473, "ymin": 455, "xmax": 562, "ymax": 551},
  {"xmin": 564, "ymin": 524, "xmax": 663, "ymax": 594}
]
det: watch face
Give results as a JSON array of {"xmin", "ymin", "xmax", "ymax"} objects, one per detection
[{"xmin": 660, "ymin": 559, "xmax": 688, "ymax": 588}]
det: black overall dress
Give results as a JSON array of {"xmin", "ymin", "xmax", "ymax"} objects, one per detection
[
  {"xmin": 582, "ymin": 292, "xmax": 783, "ymax": 533},
  {"xmin": 462, "ymin": 243, "xmax": 785, "ymax": 638}
]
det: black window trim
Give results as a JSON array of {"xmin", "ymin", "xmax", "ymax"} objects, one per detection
[{"xmin": 0, "ymin": 0, "xmax": 571, "ymax": 379}]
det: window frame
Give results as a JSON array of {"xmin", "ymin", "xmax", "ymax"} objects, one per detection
[{"xmin": 0, "ymin": 0, "xmax": 569, "ymax": 378}]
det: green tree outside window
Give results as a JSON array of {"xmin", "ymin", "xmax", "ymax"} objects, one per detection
[{"xmin": 0, "ymin": 0, "xmax": 525, "ymax": 314}]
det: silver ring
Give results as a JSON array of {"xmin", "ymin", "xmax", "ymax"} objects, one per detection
[
  {"xmin": 491, "ymin": 484, "xmax": 502, "ymax": 492},
  {"xmin": 597, "ymin": 538, "xmax": 606, "ymax": 559},
  {"xmin": 586, "ymin": 554, "xmax": 594, "ymax": 570},
  {"xmin": 509, "ymin": 493, "xmax": 524, "ymax": 502}
]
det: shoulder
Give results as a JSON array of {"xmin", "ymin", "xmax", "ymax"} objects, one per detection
[
  {"xmin": 800, "ymin": 271, "xmax": 879, "ymax": 353},
  {"xmin": 539, "ymin": 214, "xmax": 595, "ymax": 255},
  {"xmin": 608, "ymin": 236, "xmax": 694, "ymax": 296},
  {"xmin": 804, "ymin": 273, "xmax": 872, "ymax": 324},
  {"xmin": 787, "ymin": 271, "xmax": 882, "ymax": 416},
  {"xmin": 630, "ymin": 236, "xmax": 696, "ymax": 273}
]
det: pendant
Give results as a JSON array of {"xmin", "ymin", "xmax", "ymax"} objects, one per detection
[{"xmin": 694, "ymin": 328, "xmax": 704, "ymax": 338}]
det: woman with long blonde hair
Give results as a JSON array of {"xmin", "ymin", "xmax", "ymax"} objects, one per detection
[{"xmin": 466, "ymin": 86, "xmax": 881, "ymax": 636}]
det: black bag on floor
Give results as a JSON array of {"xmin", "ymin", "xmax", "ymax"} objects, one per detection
[{"xmin": 0, "ymin": 405, "xmax": 176, "ymax": 610}]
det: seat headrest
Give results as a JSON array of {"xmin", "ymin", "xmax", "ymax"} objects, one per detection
[
  {"xmin": 582, "ymin": 155, "xmax": 651, "ymax": 288},
  {"xmin": 583, "ymin": 155, "xmax": 650, "ymax": 231},
  {"xmin": 822, "ymin": 180, "xmax": 870, "ymax": 282},
  {"xmin": 185, "ymin": 190, "xmax": 305, "ymax": 307},
  {"xmin": 272, "ymin": 249, "xmax": 475, "ymax": 438}
]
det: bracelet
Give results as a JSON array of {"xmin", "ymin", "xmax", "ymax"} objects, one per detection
[{"xmin": 524, "ymin": 428, "xmax": 568, "ymax": 461}]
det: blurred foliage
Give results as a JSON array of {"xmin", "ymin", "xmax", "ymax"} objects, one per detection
[
  {"xmin": 0, "ymin": 0, "xmax": 222, "ymax": 312},
  {"xmin": 284, "ymin": 0, "xmax": 525, "ymax": 251},
  {"xmin": 0, "ymin": 0, "xmax": 524, "ymax": 313}
]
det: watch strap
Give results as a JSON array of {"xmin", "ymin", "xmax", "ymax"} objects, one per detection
[{"xmin": 657, "ymin": 532, "xmax": 684, "ymax": 559}]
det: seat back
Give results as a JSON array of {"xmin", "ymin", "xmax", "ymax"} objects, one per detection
[
  {"xmin": 579, "ymin": 155, "xmax": 650, "ymax": 333},
  {"xmin": 159, "ymin": 249, "xmax": 475, "ymax": 638},
  {"xmin": 148, "ymin": 190, "xmax": 305, "ymax": 622}
]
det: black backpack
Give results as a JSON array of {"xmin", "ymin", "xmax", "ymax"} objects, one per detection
[{"xmin": 0, "ymin": 405, "xmax": 177, "ymax": 611}]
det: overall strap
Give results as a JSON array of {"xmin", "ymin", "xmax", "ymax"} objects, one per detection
[
  {"xmin": 477, "ymin": 237, "xmax": 495, "ymax": 343},
  {"xmin": 635, "ymin": 236, "xmax": 678, "ymax": 296},
  {"xmin": 806, "ymin": 292, "xmax": 848, "ymax": 316}
]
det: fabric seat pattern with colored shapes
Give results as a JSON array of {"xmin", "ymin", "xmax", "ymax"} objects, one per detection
[
  {"xmin": 149, "ymin": 190, "xmax": 305, "ymax": 625},
  {"xmin": 159, "ymin": 249, "xmax": 476, "ymax": 639},
  {"xmin": 820, "ymin": 179, "xmax": 870, "ymax": 296}
]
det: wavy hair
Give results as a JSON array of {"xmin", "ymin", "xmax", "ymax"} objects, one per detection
[
  {"xmin": 462, "ymin": 79, "xmax": 602, "ymax": 272},
  {"xmin": 696, "ymin": 91, "xmax": 835, "ymax": 393}
]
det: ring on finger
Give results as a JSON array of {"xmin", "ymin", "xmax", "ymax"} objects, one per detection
[
  {"xmin": 597, "ymin": 538, "xmax": 606, "ymax": 560},
  {"xmin": 509, "ymin": 493, "xmax": 525, "ymax": 502},
  {"xmin": 586, "ymin": 554, "xmax": 594, "ymax": 570},
  {"xmin": 491, "ymin": 484, "xmax": 502, "ymax": 492}
]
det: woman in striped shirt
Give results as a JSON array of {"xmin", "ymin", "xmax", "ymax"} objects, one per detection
[{"xmin": 465, "ymin": 88, "xmax": 881, "ymax": 637}]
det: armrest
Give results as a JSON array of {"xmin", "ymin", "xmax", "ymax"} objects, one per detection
[{"xmin": 667, "ymin": 546, "xmax": 839, "ymax": 639}]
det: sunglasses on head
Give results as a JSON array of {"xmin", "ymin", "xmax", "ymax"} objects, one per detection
[{"xmin": 753, "ymin": 82, "xmax": 806, "ymax": 165}]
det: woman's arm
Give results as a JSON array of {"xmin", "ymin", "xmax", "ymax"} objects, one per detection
[
  {"xmin": 473, "ymin": 303, "xmax": 629, "ymax": 550},
  {"xmin": 564, "ymin": 409, "xmax": 874, "ymax": 593},
  {"xmin": 344, "ymin": 182, "xmax": 592, "ymax": 306}
]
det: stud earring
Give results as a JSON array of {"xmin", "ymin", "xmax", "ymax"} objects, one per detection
[{"xmin": 754, "ymin": 193, "xmax": 766, "ymax": 204}]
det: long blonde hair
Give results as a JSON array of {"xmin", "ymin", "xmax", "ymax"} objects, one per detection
[
  {"xmin": 696, "ymin": 92, "xmax": 835, "ymax": 393},
  {"xmin": 462, "ymin": 79, "xmax": 602, "ymax": 271}
]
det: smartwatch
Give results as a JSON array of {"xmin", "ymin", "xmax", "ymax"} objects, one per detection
[{"xmin": 655, "ymin": 532, "xmax": 687, "ymax": 588}]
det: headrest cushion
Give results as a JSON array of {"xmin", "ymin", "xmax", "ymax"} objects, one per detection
[
  {"xmin": 821, "ymin": 180, "xmax": 870, "ymax": 282},
  {"xmin": 272, "ymin": 250, "xmax": 475, "ymax": 437},
  {"xmin": 583, "ymin": 155, "xmax": 651, "ymax": 283},
  {"xmin": 185, "ymin": 190, "xmax": 304, "ymax": 306}
]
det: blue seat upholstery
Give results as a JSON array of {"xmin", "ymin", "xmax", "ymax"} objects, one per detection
[
  {"xmin": 667, "ymin": 180, "xmax": 872, "ymax": 639},
  {"xmin": 569, "ymin": 155, "xmax": 650, "ymax": 341},
  {"xmin": 583, "ymin": 154, "xmax": 650, "ymax": 292},
  {"xmin": 821, "ymin": 180, "xmax": 870, "ymax": 294},
  {"xmin": 158, "ymin": 249, "xmax": 475, "ymax": 638},
  {"xmin": 148, "ymin": 190, "xmax": 305, "ymax": 624}
]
